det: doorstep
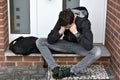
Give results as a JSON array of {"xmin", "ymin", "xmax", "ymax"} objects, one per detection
[
  {"xmin": 5, "ymin": 45, "xmax": 111, "ymax": 57},
  {"xmin": 4, "ymin": 45, "xmax": 111, "ymax": 66}
]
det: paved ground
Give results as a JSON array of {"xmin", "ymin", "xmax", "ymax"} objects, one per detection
[
  {"xmin": 0, "ymin": 66, "xmax": 47, "ymax": 80},
  {"xmin": 48, "ymin": 65, "xmax": 115, "ymax": 80},
  {"xmin": 0, "ymin": 65, "xmax": 116, "ymax": 80}
]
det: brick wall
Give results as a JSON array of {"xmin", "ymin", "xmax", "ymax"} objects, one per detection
[
  {"xmin": 0, "ymin": 0, "xmax": 9, "ymax": 60},
  {"xmin": 0, "ymin": 55, "xmax": 110, "ymax": 67},
  {"xmin": 0, "ymin": 0, "xmax": 8, "ymax": 54},
  {"xmin": 105, "ymin": 0, "xmax": 120, "ymax": 80},
  {"xmin": 0, "ymin": 0, "xmax": 10, "ymax": 66}
]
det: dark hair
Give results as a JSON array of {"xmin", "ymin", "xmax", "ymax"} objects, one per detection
[{"xmin": 59, "ymin": 9, "xmax": 74, "ymax": 26}]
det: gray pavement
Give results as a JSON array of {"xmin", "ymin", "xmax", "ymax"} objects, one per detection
[
  {"xmin": 0, "ymin": 65, "xmax": 116, "ymax": 80},
  {"xmin": 0, "ymin": 66, "xmax": 48, "ymax": 80}
]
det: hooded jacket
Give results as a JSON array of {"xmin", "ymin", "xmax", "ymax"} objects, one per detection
[{"xmin": 47, "ymin": 7, "xmax": 93, "ymax": 51}]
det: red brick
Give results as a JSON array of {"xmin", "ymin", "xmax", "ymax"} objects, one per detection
[
  {"xmin": 0, "ymin": 26, "xmax": 5, "ymax": 31},
  {"xmin": 34, "ymin": 62, "xmax": 44, "ymax": 66},
  {"xmin": 0, "ymin": 5, "xmax": 7, "ymax": 13},
  {"xmin": 0, "ymin": 45, "xmax": 5, "ymax": 49},
  {"xmin": 7, "ymin": 56, "xmax": 22, "ymax": 61},
  {"xmin": 0, "ymin": 50, "xmax": 4, "ymax": 55},
  {"xmin": 0, "ymin": 1, "xmax": 5, "ymax": 6},
  {"xmin": 113, "ymin": 0, "xmax": 120, "ymax": 11},
  {"xmin": 76, "ymin": 56, "xmax": 84, "ymax": 61},
  {"xmin": 93, "ymin": 61, "xmax": 110, "ymax": 66},
  {"xmin": 57, "ymin": 61, "xmax": 67, "ymax": 65},
  {"xmin": 67, "ymin": 61, "xmax": 77, "ymax": 65},
  {"xmin": 17, "ymin": 62, "xmax": 32, "ymax": 66},
  {"xmin": 112, "ymin": 58, "xmax": 119, "ymax": 69},
  {"xmin": 0, "ymin": 62, "xmax": 15, "ymax": 67},
  {"xmin": 116, "ymin": 0, "xmax": 120, "ymax": 4},
  {"xmin": 0, "ymin": 20, "xmax": 5, "ymax": 25},
  {"xmin": 54, "ymin": 56, "xmax": 75, "ymax": 62},
  {"xmin": 0, "ymin": 13, "xmax": 4, "ymax": 18},
  {"xmin": 97, "ymin": 57, "xmax": 110, "ymax": 61},
  {"xmin": 0, "ymin": 38, "xmax": 4, "ymax": 43},
  {"xmin": 107, "ymin": 6, "xmax": 120, "ymax": 33},
  {"xmin": 0, "ymin": 56, "xmax": 4, "ymax": 61},
  {"xmin": 0, "ymin": 17, "xmax": 8, "ymax": 25},
  {"xmin": 0, "ymin": 12, "xmax": 7, "ymax": 19},
  {"xmin": 23, "ymin": 56, "xmax": 40, "ymax": 61},
  {"xmin": 0, "ymin": 33, "xmax": 4, "ymax": 37},
  {"xmin": 108, "ymin": 0, "xmax": 114, "ymax": 7}
]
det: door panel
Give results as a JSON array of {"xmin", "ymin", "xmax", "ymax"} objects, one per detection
[
  {"xmin": 63, "ymin": 0, "xmax": 80, "ymax": 10},
  {"xmin": 8, "ymin": 0, "xmax": 37, "ymax": 42},
  {"xmin": 37, "ymin": 0, "xmax": 62, "ymax": 38},
  {"xmin": 80, "ymin": 0, "xmax": 107, "ymax": 44},
  {"xmin": 12, "ymin": 0, "xmax": 30, "ymax": 34}
]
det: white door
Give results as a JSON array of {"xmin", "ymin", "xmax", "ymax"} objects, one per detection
[
  {"xmin": 37, "ymin": 0, "xmax": 62, "ymax": 38},
  {"xmin": 8, "ymin": 0, "xmax": 107, "ymax": 44},
  {"xmin": 80, "ymin": 0, "xmax": 107, "ymax": 44}
]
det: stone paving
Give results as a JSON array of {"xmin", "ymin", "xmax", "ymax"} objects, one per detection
[
  {"xmin": 0, "ymin": 65, "xmax": 116, "ymax": 80},
  {"xmin": 0, "ymin": 66, "xmax": 47, "ymax": 80}
]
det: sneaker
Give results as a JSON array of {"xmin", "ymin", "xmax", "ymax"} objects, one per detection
[
  {"xmin": 59, "ymin": 67, "xmax": 75, "ymax": 79},
  {"xmin": 52, "ymin": 66, "xmax": 60, "ymax": 79}
]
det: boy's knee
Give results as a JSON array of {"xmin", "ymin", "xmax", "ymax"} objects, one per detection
[
  {"xmin": 36, "ymin": 39, "xmax": 39, "ymax": 45},
  {"xmin": 92, "ymin": 46, "xmax": 102, "ymax": 60},
  {"xmin": 36, "ymin": 38, "xmax": 47, "ymax": 47}
]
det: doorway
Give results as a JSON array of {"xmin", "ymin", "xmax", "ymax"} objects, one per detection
[{"xmin": 8, "ymin": 0, "xmax": 106, "ymax": 44}]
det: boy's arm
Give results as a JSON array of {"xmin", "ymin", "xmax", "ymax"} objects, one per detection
[
  {"xmin": 76, "ymin": 20, "xmax": 93, "ymax": 50},
  {"xmin": 47, "ymin": 19, "xmax": 62, "ymax": 44}
]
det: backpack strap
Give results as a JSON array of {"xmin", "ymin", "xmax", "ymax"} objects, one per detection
[{"xmin": 9, "ymin": 36, "xmax": 24, "ymax": 53}]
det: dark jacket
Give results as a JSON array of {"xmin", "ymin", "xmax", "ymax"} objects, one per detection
[{"xmin": 47, "ymin": 7, "xmax": 93, "ymax": 51}]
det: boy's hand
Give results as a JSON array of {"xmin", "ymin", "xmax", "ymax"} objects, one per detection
[
  {"xmin": 59, "ymin": 26, "xmax": 65, "ymax": 35},
  {"xmin": 69, "ymin": 23, "xmax": 78, "ymax": 34}
]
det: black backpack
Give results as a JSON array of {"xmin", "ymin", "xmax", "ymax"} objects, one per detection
[{"xmin": 9, "ymin": 36, "xmax": 40, "ymax": 56}]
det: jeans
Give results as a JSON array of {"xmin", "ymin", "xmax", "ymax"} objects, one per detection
[{"xmin": 36, "ymin": 38, "xmax": 101, "ymax": 74}]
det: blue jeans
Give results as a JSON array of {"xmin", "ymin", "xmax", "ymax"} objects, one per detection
[{"xmin": 36, "ymin": 38, "xmax": 101, "ymax": 74}]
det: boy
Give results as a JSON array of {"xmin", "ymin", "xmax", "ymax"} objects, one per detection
[{"xmin": 36, "ymin": 7, "xmax": 101, "ymax": 79}]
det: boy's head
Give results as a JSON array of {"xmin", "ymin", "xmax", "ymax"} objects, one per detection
[{"xmin": 59, "ymin": 9, "xmax": 74, "ymax": 27}]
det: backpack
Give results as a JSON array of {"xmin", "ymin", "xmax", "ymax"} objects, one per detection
[{"xmin": 9, "ymin": 36, "xmax": 40, "ymax": 56}]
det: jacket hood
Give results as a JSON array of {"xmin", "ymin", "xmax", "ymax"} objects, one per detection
[{"xmin": 71, "ymin": 7, "xmax": 89, "ymax": 18}]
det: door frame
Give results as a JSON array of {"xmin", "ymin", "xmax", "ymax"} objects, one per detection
[{"xmin": 8, "ymin": 0, "xmax": 38, "ymax": 43}]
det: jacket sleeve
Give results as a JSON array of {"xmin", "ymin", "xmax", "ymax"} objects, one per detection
[
  {"xmin": 76, "ymin": 20, "xmax": 93, "ymax": 50},
  {"xmin": 47, "ymin": 19, "xmax": 62, "ymax": 44}
]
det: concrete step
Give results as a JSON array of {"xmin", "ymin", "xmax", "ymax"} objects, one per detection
[{"xmin": 5, "ymin": 45, "xmax": 111, "ymax": 66}]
